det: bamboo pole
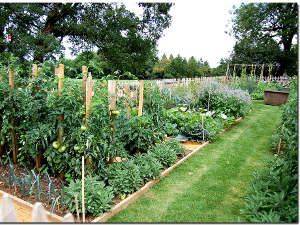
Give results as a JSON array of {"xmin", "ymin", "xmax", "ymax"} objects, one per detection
[
  {"xmin": 277, "ymin": 123, "xmax": 285, "ymax": 154},
  {"xmin": 8, "ymin": 69, "xmax": 18, "ymax": 164},
  {"xmin": 202, "ymin": 115, "xmax": 205, "ymax": 142},
  {"xmin": 81, "ymin": 156, "xmax": 85, "ymax": 222},
  {"xmin": 138, "ymin": 80, "xmax": 144, "ymax": 117}
]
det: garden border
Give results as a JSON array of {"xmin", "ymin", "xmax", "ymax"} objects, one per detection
[
  {"xmin": 0, "ymin": 190, "xmax": 63, "ymax": 222},
  {"xmin": 0, "ymin": 116, "xmax": 245, "ymax": 222},
  {"xmin": 92, "ymin": 141, "xmax": 209, "ymax": 222}
]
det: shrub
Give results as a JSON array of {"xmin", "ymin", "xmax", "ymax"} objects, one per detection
[
  {"xmin": 65, "ymin": 176, "xmax": 114, "ymax": 216},
  {"xmin": 148, "ymin": 142, "xmax": 178, "ymax": 168},
  {"xmin": 163, "ymin": 138, "xmax": 185, "ymax": 157},
  {"xmin": 196, "ymin": 81, "xmax": 252, "ymax": 118},
  {"xmin": 106, "ymin": 160, "xmax": 143, "ymax": 197},
  {"xmin": 133, "ymin": 153, "xmax": 162, "ymax": 183}
]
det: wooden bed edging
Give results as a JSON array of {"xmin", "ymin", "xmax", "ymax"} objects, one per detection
[
  {"xmin": 92, "ymin": 141, "xmax": 209, "ymax": 223},
  {"xmin": 0, "ymin": 190, "xmax": 64, "ymax": 222}
]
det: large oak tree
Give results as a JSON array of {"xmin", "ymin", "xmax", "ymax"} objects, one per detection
[
  {"xmin": 230, "ymin": 3, "xmax": 298, "ymax": 75},
  {"xmin": 0, "ymin": 3, "xmax": 172, "ymax": 75}
]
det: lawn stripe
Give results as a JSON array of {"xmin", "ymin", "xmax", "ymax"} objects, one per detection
[{"xmin": 108, "ymin": 101, "xmax": 281, "ymax": 222}]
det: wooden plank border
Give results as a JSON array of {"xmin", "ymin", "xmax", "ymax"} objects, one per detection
[
  {"xmin": 92, "ymin": 141, "xmax": 210, "ymax": 222},
  {"xmin": 0, "ymin": 190, "xmax": 63, "ymax": 222}
]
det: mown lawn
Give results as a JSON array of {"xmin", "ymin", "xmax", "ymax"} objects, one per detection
[{"xmin": 107, "ymin": 101, "xmax": 282, "ymax": 223}]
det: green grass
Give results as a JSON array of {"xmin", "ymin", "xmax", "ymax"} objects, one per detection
[{"xmin": 107, "ymin": 101, "xmax": 282, "ymax": 223}]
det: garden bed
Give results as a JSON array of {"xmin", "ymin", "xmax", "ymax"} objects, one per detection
[{"xmin": 0, "ymin": 140, "xmax": 208, "ymax": 222}]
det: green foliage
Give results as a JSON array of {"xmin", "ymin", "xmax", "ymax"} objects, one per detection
[
  {"xmin": 148, "ymin": 142, "xmax": 178, "ymax": 168},
  {"xmin": 106, "ymin": 160, "xmax": 143, "ymax": 197},
  {"xmin": 240, "ymin": 156, "xmax": 298, "ymax": 222},
  {"xmin": 118, "ymin": 115, "xmax": 161, "ymax": 154},
  {"xmin": 163, "ymin": 138, "xmax": 185, "ymax": 157},
  {"xmin": 133, "ymin": 153, "xmax": 162, "ymax": 183},
  {"xmin": 230, "ymin": 3, "xmax": 298, "ymax": 75},
  {"xmin": 65, "ymin": 176, "xmax": 114, "ymax": 216}
]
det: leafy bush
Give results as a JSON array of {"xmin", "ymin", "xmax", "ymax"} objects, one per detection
[
  {"xmin": 118, "ymin": 115, "xmax": 161, "ymax": 154},
  {"xmin": 196, "ymin": 81, "xmax": 252, "ymax": 118},
  {"xmin": 148, "ymin": 142, "xmax": 178, "ymax": 168},
  {"xmin": 65, "ymin": 176, "xmax": 114, "ymax": 216},
  {"xmin": 240, "ymin": 156, "xmax": 298, "ymax": 222},
  {"xmin": 106, "ymin": 160, "xmax": 143, "ymax": 197},
  {"xmin": 133, "ymin": 153, "xmax": 162, "ymax": 183},
  {"xmin": 163, "ymin": 138, "xmax": 185, "ymax": 157}
]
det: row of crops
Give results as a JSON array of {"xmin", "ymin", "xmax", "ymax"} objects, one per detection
[{"xmin": 0, "ymin": 62, "xmax": 253, "ymax": 218}]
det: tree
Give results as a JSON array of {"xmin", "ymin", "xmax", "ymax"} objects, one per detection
[
  {"xmin": 0, "ymin": 3, "xmax": 172, "ymax": 77},
  {"xmin": 230, "ymin": 3, "xmax": 298, "ymax": 75}
]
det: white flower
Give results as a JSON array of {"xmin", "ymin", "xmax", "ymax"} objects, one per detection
[
  {"xmin": 205, "ymin": 111, "xmax": 215, "ymax": 116},
  {"xmin": 220, "ymin": 113, "xmax": 227, "ymax": 119}
]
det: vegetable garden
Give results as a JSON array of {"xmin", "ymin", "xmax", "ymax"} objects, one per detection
[{"xmin": 0, "ymin": 57, "xmax": 296, "ymax": 222}]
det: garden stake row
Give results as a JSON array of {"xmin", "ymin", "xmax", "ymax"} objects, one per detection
[{"xmin": 8, "ymin": 69, "xmax": 18, "ymax": 164}]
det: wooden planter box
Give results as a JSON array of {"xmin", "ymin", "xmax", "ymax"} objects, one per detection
[{"xmin": 264, "ymin": 90, "xmax": 289, "ymax": 106}]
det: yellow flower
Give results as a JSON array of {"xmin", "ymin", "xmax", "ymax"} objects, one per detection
[{"xmin": 121, "ymin": 194, "xmax": 126, "ymax": 200}]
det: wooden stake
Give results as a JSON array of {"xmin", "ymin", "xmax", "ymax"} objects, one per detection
[
  {"xmin": 277, "ymin": 123, "xmax": 285, "ymax": 154},
  {"xmin": 259, "ymin": 64, "xmax": 264, "ymax": 83},
  {"xmin": 82, "ymin": 66, "xmax": 88, "ymax": 105},
  {"xmin": 85, "ymin": 72, "xmax": 93, "ymax": 125},
  {"xmin": 57, "ymin": 64, "xmax": 64, "ymax": 144},
  {"xmin": 8, "ymin": 69, "xmax": 18, "ymax": 164},
  {"xmin": 32, "ymin": 64, "xmax": 38, "ymax": 78},
  {"xmin": 138, "ymin": 80, "xmax": 144, "ymax": 116},
  {"xmin": 81, "ymin": 156, "xmax": 85, "ymax": 223}
]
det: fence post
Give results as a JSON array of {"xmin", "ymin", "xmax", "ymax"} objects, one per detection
[
  {"xmin": 57, "ymin": 64, "xmax": 64, "ymax": 145},
  {"xmin": 138, "ymin": 80, "xmax": 144, "ymax": 116},
  {"xmin": 82, "ymin": 66, "xmax": 88, "ymax": 105},
  {"xmin": 8, "ymin": 69, "xmax": 18, "ymax": 164}
]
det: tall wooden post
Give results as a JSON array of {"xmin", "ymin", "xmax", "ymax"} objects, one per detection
[
  {"xmin": 85, "ymin": 72, "xmax": 93, "ymax": 125},
  {"xmin": 225, "ymin": 63, "xmax": 230, "ymax": 83},
  {"xmin": 82, "ymin": 66, "xmax": 88, "ymax": 105},
  {"xmin": 8, "ymin": 69, "xmax": 18, "ymax": 164},
  {"xmin": 138, "ymin": 80, "xmax": 144, "ymax": 117},
  {"xmin": 57, "ymin": 64, "xmax": 64, "ymax": 144}
]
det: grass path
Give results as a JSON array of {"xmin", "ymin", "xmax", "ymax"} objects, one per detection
[{"xmin": 108, "ymin": 101, "xmax": 281, "ymax": 223}]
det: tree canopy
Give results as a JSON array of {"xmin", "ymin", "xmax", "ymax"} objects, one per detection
[
  {"xmin": 229, "ymin": 3, "xmax": 298, "ymax": 75},
  {"xmin": 0, "ymin": 3, "xmax": 172, "ymax": 76}
]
